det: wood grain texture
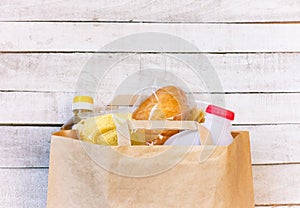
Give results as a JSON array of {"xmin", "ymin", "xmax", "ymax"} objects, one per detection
[
  {"xmin": 0, "ymin": 126, "xmax": 57, "ymax": 167},
  {"xmin": 0, "ymin": 168, "xmax": 48, "ymax": 208},
  {"xmin": 0, "ymin": 1, "xmax": 299, "ymax": 206},
  {"xmin": 0, "ymin": 125, "xmax": 299, "ymax": 168},
  {"xmin": 0, "ymin": 165, "xmax": 299, "ymax": 207},
  {"xmin": 0, "ymin": 92, "xmax": 72, "ymax": 124},
  {"xmin": 1, "ymin": 92, "xmax": 299, "ymax": 124},
  {"xmin": 0, "ymin": 0, "xmax": 299, "ymax": 22},
  {"xmin": 1, "ymin": 53, "xmax": 300, "ymax": 93},
  {"xmin": 1, "ymin": 23, "xmax": 300, "ymax": 52},
  {"xmin": 233, "ymin": 125, "xmax": 300, "ymax": 165},
  {"xmin": 253, "ymin": 164, "xmax": 300, "ymax": 205}
]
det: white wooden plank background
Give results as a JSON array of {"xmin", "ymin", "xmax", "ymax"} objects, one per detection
[
  {"xmin": 1, "ymin": 53, "xmax": 300, "ymax": 93},
  {"xmin": 1, "ymin": 0, "xmax": 300, "ymax": 207},
  {"xmin": 1, "ymin": 125, "xmax": 299, "ymax": 168},
  {"xmin": 0, "ymin": 169, "xmax": 48, "ymax": 208},
  {"xmin": 1, "ymin": 92, "xmax": 300, "ymax": 125},
  {"xmin": 1, "ymin": 23, "xmax": 300, "ymax": 52},
  {"xmin": 0, "ymin": 0, "xmax": 299, "ymax": 22},
  {"xmin": 0, "ymin": 165, "xmax": 299, "ymax": 207}
]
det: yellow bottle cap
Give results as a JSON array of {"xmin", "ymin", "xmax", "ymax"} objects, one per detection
[
  {"xmin": 73, "ymin": 96, "xmax": 94, "ymax": 104},
  {"xmin": 72, "ymin": 96, "xmax": 94, "ymax": 111}
]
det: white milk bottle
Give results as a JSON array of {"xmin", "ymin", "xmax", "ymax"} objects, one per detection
[{"xmin": 203, "ymin": 105, "xmax": 235, "ymax": 146}]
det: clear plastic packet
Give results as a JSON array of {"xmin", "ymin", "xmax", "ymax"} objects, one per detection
[
  {"xmin": 73, "ymin": 108, "xmax": 131, "ymax": 146},
  {"xmin": 127, "ymin": 85, "xmax": 203, "ymax": 145},
  {"xmin": 73, "ymin": 85, "xmax": 205, "ymax": 146}
]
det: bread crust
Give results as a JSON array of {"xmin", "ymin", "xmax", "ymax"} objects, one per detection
[
  {"xmin": 132, "ymin": 86, "xmax": 189, "ymax": 120},
  {"xmin": 132, "ymin": 86, "xmax": 190, "ymax": 145}
]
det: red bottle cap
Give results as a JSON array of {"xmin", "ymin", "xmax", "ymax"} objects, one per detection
[{"xmin": 206, "ymin": 105, "xmax": 235, "ymax": 121}]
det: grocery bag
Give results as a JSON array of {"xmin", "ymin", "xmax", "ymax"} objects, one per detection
[{"xmin": 47, "ymin": 124, "xmax": 254, "ymax": 207}]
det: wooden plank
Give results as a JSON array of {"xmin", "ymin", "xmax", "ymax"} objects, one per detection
[
  {"xmin": 0, "ymin": 92, "xmax": 73, "ymax": 124},
  {"xmin": 1, "ymin": 53, "xmax": 300, "ymax": 93},
  {"xmin": 0, "ymin": 0, "xmax": 300, "ymax": 22},
  {"xmin": 0, "ymin": 164, "xmax": 299, "ymax": 207},
  {"xmin": 0, "ymin": 126, "xmax": 58, "ymax": 167},
  {"xmin": 255, "ymin": 204, "xmax": 300, "ymax": 208},
  {"xmin": 1, "ymin": 92, "xmax": 299, "ymax": 124},
  {"xmin": 253, "ymin": 164, "xmax": 300, "ymax": 205},
  {"xmin": 212, "ymin": 93, "xmax": 300, "ymax": 125},
  {"xmin": 1, "ymin": 23, "xmax": 300, "ymax": 52},
  {"xmin": 0, "ymin": 125, "xmax": 299, "ymax": 168},
  {"xmin": 233, "ymin": 125, "xmax": 300, "ymax": 165},
  {"xmin": 0, "ymin": 168, "xmax": 48, "ymax": 208}
]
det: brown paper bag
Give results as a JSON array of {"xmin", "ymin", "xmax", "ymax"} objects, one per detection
[{"xmin": 47, "ymin": 128, "xmax": 254, "ymax": 207}]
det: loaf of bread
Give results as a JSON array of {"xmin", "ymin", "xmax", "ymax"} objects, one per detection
[
  {"xmin": 132, "ymin": 86, "xmax": 190, "ymax": 120},
  {"xmin": 132, "ymin": 86, "xmax": 195, "ymax": 145}
]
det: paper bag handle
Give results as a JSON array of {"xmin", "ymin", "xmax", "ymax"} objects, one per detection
[
  {"xmin": 117, "ymin": 120, "xmax": 213, "ymax": 146},
  {"xmin": 53, "ymin": 121, "xmax": 213, "ymax": 146},
  {"xmin": 53, "ymin": 130, "xmax": 79, "ymax": 140}
]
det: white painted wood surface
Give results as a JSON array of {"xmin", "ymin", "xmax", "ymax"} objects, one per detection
[
  {"xmin": 0, "ymin": 0, "xmax": 299, "ymax": 22},
  {"xmin": 0, "ymin": 169, "xmax": 48, "ymax": 208},
  {"xmin": 1, "ymin": 92, "xmax": 300, "ymax": 125},
  {"xmin": 253, "ymin": 164, "xmax": 300, "ymax": 205},
  {"xmin": 0, "ymin": 126, "xmax": 55, "ymax": 167},
  {"xmin": 1, "ymin": 23, "xmax": 300, "ymax": 52},
  {"xmin": 1, "ymin": 53, "xmax": 300, "ymax": 93},
  {"xmin": 0, "ymin": 165, "xmax": 299, "ymax": 207},
  {"xmin": 1, "ymin": 1, "xmax": 299, "ymax": 207},
  {"xmin": 0, "ymin": 125, "xmax": 299, "ymax": 168},
  {"xmin": 233, "ymin": 125, "xmax": 300, "ymax": 165}
]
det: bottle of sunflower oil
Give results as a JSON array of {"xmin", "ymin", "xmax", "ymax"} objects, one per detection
[{"xmin": 61, "ymin": 95, "xmax": 94, "ymax": 130}]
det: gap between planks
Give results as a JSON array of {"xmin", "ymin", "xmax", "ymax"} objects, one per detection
[
  {"xmin": 0, "ymin": 0, "xmax": 299, "ymax": 23},
  {"xmin": 1, "ymin": 51, "xmax": 300, "ymax": 54},
  {"xmin": 2, "ymin": 20, "xmax": 300, "ymax": 24},
  {"xmin": 256, "ymin": 204, "xmax": 300, "ymax": 207},
  {"xmin": 2, "ymin": 90, "xmax": 300, "ymax": 94},
  {"xmin": 1, "ymin": 123, "xmax": 300, "ymax": 127},
  {"xmin": 1, "ymin": 163, "xmax": 300, "ymax": 169}
]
